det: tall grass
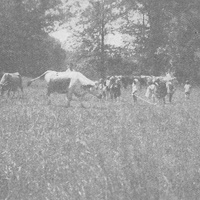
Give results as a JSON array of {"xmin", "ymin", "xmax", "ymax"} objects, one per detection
[{"xmin": 0, "ymin": 79, "xmax": 200, "ymax": 200}]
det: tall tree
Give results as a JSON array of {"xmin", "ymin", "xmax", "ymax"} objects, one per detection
[
  {"xmin": 123, "ymin": 0, "xmax": 200, "ymax": 80},
  {"xmin": 121, "ymin": 0, "xmax": 172, "ymax": 75},
  {"xmin": 0, "ymin": 0, "xmax": 67, "ymax": 76},
  {"xmin": 66, "ymin": 0, "xmax": 128, "ymax": 78}
]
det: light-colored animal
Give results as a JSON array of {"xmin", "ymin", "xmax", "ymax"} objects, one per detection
[
  {"xmin": 156, "ymin": 72, "xmax": 177, "ymax": 83},
  {"xmin": 27, "ymin": 70, "xmax": 101, "ymax": 107},
  {"xmin": 0, "ymin": 72, "xmax": 23, "ymax": 97},
  {"xmin": 140, "ymin": 75, "xmax": 158, "ymax": 86}
]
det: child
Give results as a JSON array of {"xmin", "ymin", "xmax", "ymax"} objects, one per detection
[
  {"xmin": 132, "ymin": 79, "xmax": 138, "ymax": 103},
  {"xmin": 145, "ymin": 81, "xmax": 156, "ymax": 103},
  {"xmin": 166, "ymin": 80, "xmax": 175, "ymax": 103},
  {"xmin": 184, "ymin": 80, "xmax": 192, "ymax": 100}
]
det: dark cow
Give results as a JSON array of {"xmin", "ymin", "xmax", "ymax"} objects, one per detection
[
  {"xmin": 154, "ymin": 80, "xmax": 168, "ymax": 104},
  {"xmin": 120, "ymin": 76, "xmax": 133, "ymax": 89},
  {"xmin": 110, "ymin": 78, "xmax": 121, "ymax": 100},
  {"xmin": 0, "ymin": 72, "xmax": 23, "ymax": 97}
]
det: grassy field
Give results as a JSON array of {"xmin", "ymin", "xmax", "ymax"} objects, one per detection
[{"xmin": 0, "ymin": 78, "xmax": 200, "ymax": 200}]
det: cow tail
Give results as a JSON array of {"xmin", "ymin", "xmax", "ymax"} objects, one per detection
[{"xmin": 27, "ymin": 71, "xmax": 49, "ymax": 86}]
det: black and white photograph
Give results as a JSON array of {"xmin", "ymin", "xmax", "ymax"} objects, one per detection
[{"xmin": 0, "ymin": 0, "xmax": 200, "ymax": 199}]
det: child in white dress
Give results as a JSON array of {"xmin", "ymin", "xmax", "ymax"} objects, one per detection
[
  {"xmin": 132, "ymin": 79, "xmax": 138, "ymax": 103},
  {"xmin": 184, "ymin": 80, "xmax": 192, "ymax": 100}
]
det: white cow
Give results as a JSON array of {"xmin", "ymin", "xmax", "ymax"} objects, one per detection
[{"xmin": 27, "ymin": 70, "xmax": 101, "ymax": 107}]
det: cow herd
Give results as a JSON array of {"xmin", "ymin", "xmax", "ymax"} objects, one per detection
[
  {"xmin": 0, "ymin": 70, "xmax": 101, "ymax": 107},
  {"xmin": 0, "ymin": 69, "xmax": 177, "ymax": 107}
]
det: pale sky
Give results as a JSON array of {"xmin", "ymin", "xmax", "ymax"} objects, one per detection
[
  {"xmin": 50, "ymin": 29, "xmax": 124, "ymax": 50},
  {"xmin": 50, "ymin": 29, "xmax": 71, "ymax": 43},
  {"xmin": 50, "ymin": 0, "xmax": 141, "ymax": 50}
]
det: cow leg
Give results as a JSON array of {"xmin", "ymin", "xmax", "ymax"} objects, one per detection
[
  {"xmin": 16, "ymin": 88, "xmax": 20, "ymax": 98},
  {"xmin": 108, "ymin": 90, "xmax": 111, "ymax": 100},
  {"xmin": 110, "ymin": 91, "xmax": 113, "ymax": 100},
  {"xmin": 1, "ymin": 89, "xmax": 4, "ymax": 96},
  {"xmin": 19, "ymin": 84, "xmax": 23, "ymax": 93},
  {"xmin": 113, "ymin": 91, "xmax": 116, "ymax": 100},
  {"xmin": 65, "ymin": 92, "xmax": 73, "ymax": 107},
  {"xmin": 73, "ymin": 92, "xmax": 86, "ymax": 108},
  {"xmin": 105, "ymin": 91, "xmax": 107, "ymax": 100},
  {"xmin": 11, "ymin": 90, "xmax": 15, "ymax": 98},
  {"xmin": 169, "ymin": 93, "xmax": 173, "ymax": 103},
  {"xmin": 46, "ymin": 89, "xmax": 51, "ymax": 105},
  {"xmin": 152, "ymin": 94, "xmax": 156, "ymax": 104},
  {"xmin": 15, "ymin": 89, "xmax": 18, "ymax": 98},
  {"xmin": 115, "ymin": 93, "xmax": 118, "ymax": 102},
  {"xmin": 103, "ymin": 91, "xmax": 106, "ymax": 99},
  {"xmin": 132, "ymin": 93, "xmax": 137, "ymax": 103},
  {"xmin": 105, "ymin": 91, "xmax": 108, "ymax": 100},
  {"xmin": 163, "ymin": 97, "xmax": 166, "ymax": 104},
  {"xmin": 7, "ymin": 89, "xmax": 11, "ymax": 97},
  {"xmin": 118, "ymin": 94, "xmax": 122, "ymax": 102},
  {"xmin": 19, "ymin": 85, "xmax": 24, "ymax": 98},
  {"xmin": 106, "ymin": 88, "xmax": 110, "ymax": 100},
  {"xmin": 11, "ymin": 88, "xmax": 17, "ymax": 98}
]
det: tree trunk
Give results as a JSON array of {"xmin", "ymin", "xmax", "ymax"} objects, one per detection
[
  {"xmin": 146, "ymin": 1, "xmax": 163, "ymax": 75},
  {"xmin": 100, "ymin": 0, "xmax": 106, "ymax": 78}
]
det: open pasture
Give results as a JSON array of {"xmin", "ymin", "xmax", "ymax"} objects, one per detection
[{"xmin": 0, "ymin": 78, "xmax": 200, "ymax": 200}]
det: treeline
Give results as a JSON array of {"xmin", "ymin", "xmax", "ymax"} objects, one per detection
[
  {"xmin": 0, "ymin": 0, "xmax": 66, "ymax": 77},
  {"xmin": 64, "ymin": 0, "xmax": 200, "ymax": 83},
  {"xmin": 1, "ymin": 0, "xmax": 200, "ymax": 82}
]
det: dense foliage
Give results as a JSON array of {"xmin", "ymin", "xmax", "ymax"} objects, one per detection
[
  {"xmin": 64, "ymin": 0, "xmax": 200, "ymax": 82},
  {"xmin": 1, "ymin": 0, "xmax": 200, "ymax": 81},
  {"xmin": 0, "ymin": 0, "xmax": 66, "ymax": 76}
]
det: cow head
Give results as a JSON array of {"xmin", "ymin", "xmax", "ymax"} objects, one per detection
[
  {"xmin": 90, "ymin": 81, "xmax": 102, "ymax": 99},
  {"xmin": 0, "ymin": 73, "xmax": 10, "ymax": 83},
  {"xmin": 0, "ymin": 73, "xmax": 11, "ymax": 95},
  {"xmin": 81, "ymin": 82, "xmax": 102, "ymax": 99},
  {"xmin": 0, "ymin": 73, "xmax": 9, "ymax": 83}
]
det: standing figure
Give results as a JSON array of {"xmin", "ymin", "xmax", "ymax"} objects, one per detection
[
  {"xmin": 109, "ymin": 76, "xmax": 116, "ymax": 100},
  {"xmin": 145, "ymin": 82, "xmax": 156, "ymax": 103},
  {"xmin": 154, "ymin": 79, "xmax": 167, "ymax": 104},
  {"xmin": 166, "ymin": 80, "xmax": 175, "ymax": 103},
  {"xmin": 68, "ymin": 63, "xmax": 74, "ymax": 71},
  {"xmin": 184, "ymin": 80, "xmax": 192, "ymax": 100},
  {"xmin": 132, "ymin": 79, "xmax": 138, "ymax": 103}
]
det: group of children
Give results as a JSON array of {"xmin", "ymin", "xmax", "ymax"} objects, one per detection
[{"xmin": 131, "ymin": 79, "xmax": 192, "ymax": 103}]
